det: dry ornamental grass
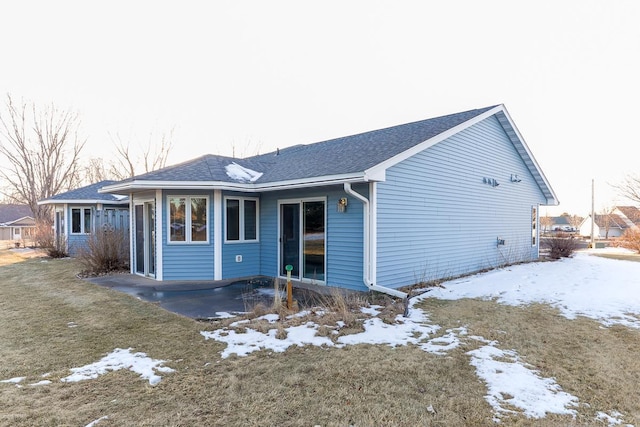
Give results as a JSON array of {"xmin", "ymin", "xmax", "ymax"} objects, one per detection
[{"xmin": 1, "ymin": 248, "xmax": 639, "ymax": 426}]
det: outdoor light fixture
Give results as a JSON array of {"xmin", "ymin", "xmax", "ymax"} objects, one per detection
[{"xmin": 337, "ymin": 197, "xmax": 348, "ymax": 213}]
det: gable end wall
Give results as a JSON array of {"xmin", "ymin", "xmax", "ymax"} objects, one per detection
[{"xmin": 376, "ymin": 115, "xmax": 547, "ymax": 289}]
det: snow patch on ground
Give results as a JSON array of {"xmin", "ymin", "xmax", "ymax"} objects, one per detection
[
  {"xmin": 2, "ymin": 250, "xmax": 637, "ymax": 423},
  {"xmin": 0, "ymin": 376, "xmax": 26, "ymax": 384},
  {"xmin": 61, "ymin": 348, "xmax": 175, "ymax": 386},
  {"xmin": 199, "ymin": 251, "xmax": 640, "ymax": 422},
  {"xmin": 427, "ymin": 251, "xmax": 640, "ymax": 329},
  {"xmin": 467, "ymin": 339, "xmax": 578, "ymax": 420},
  {"xmin": 85, "ymin": 416, "xmax": 109, "ymax": 427}
]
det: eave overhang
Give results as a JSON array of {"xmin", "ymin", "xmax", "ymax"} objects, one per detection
[
  {"xmin": 38, "ymin": 199, "xmax": 129, "ymax": 206},
  {"xmin": 99, "ymin": 172, "xmax": 376, "ymax": 194}
]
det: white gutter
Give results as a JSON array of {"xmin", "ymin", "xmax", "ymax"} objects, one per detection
[
  {"xmin": 98, "ymin": 173, "xmax": 368, "ymax": 195},
  {"xmin": 343, "ymin": 183, "xmax": 407, "ymax": 299}
]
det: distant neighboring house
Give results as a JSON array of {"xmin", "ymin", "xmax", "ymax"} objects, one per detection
[
  {"xmin": 547, "ymin": 216, "xmax": 571, "ymax": 232},
  {"xmin": 613, "ymin": 206, "xmax": 640, "ymax": 229},
  {"xmin": 0, "ymin": 204, "xmax": 36, "ymax": 241},
  {"xmin": 38, "ymin": 181, "xmax": 130, "ymax": 256},
  {"xmin": 579, "ymin": 206, "xmax": 640, "ymax": 239}
]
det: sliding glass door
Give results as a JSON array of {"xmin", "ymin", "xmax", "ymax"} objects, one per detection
[{"xmin": 279, "ymin": 199, "xmax": 325, "ymax": 282}]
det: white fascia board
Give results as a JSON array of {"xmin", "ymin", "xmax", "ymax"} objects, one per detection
[
  {"xmin": 251, "ymin": 173, "xmax": 367, "ymax": 191},
  {"xmin": 496, "ymin": 107, "xmax": 560, "ymax": 206},
  {"xmin": 38, "ymin": 199, "xmax": 129, "ymax": 205},
  {"xmin": 6, "ymin": 216, "xmax": 35, "ymax": 225},
  {"xmin": 364, "ymin": 105, "xmax": 504, "ymax": 181},
  {"xmin": 100, "ymin": 173, "xmax": 369, "ymax": 194}
]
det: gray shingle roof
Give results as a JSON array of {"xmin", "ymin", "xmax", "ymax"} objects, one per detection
[
  {"xmin": 40, "ymin": 181, "xmax": 128, "ymax": 203},
  {"xmin": 0, "ymin": 204, "xmax": 34, "ymax": 224},
  {"xmin": 118, "ymin": 106, "xmax": 497, "ymax": 185}
]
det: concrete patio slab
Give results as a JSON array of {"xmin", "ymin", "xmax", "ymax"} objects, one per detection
[{"xmin": 85, "ymin": 274, "xmax": 360, "ymax": 319}]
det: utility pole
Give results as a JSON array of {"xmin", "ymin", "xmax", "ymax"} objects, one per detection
[{"xmin": 591, "ymin": 179, "xmax": 595, "ymax": 248}]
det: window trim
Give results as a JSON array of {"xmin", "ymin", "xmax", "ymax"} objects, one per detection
[
  {"xmin": 224, "ymin": 196, "xmax": 260, "ymax": 243},
  {"xmin": 70, "ymin": 207, "xmax": 92, "ymax": 235},
  {"xmin": 166, "ymin": 195, "xmax": 210, "ymax": 244}
]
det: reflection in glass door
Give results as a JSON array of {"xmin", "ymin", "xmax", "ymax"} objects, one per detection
[
  {"xmin": 147, "ymin": 202, "xmax": 155, "ymax": 276},
  {"xmin": 134, "ymin": 202, "xmax": 155, "ymax": 277},
  {"xmin": 279, "ymin": 200, "xmax": 325, "ymax": 282},
  {"xmin": 135, "ymin": 205, "xmax": 144, "ymax": 274},
  {"xmin": 280, "ymin": 203, "xmax": 299, "ymax": 277},
  {"xmin": 303, "ymin": 201, "xmax": 325, "ymax": 281}
]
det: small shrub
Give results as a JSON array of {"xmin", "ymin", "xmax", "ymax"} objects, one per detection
[
  {"xmin": 619, "ymin": 228, "xmax": 640, "ymax": 254},
  {"xmin": 541, "ymin": 233, "xmax": 580, "ymax": 259},
  {"xmin": 34, "ymin": 222, "xmax": 68, "ymax": 258},
  {"xmin": 77, "ymin": 229, "xmax": 129, "ymax": 275}
]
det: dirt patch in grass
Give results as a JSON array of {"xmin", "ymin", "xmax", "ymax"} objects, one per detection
[{"xmin": 1, "ymin": 254, "xmax": 640, "ymax": 425}]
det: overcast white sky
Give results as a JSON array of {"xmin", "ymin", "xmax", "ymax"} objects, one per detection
[{"xmin": 1, "ymin": 1, "xmax": 639, "ymax": 216}]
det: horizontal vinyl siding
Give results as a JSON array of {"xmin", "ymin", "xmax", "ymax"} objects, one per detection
[
  {"xmin": 221, "ymin": 191, "xmax": 261, "ymax": 278},
  {"xmin": 66, "ymin": 204, "xmax": 93, "ymax": 256},
  {"xmin": 377, "ymin": 116, "xmax": 547, "ymax": 289},
  {"xmin": 162, "ymin": 190, "xmax": 215, "ymax": 280},
  {"xmin": 259, "ymin": 186, "xmax": 365, "ymax": 291},
  {"xmin": 222, "ymin": 242, "xmax": 261, "ymax": 278},
  {"xmin": 259, "ymin": 193, "xmax": 278, "ymax": 278},
  {"xmin": 67, "ymin": 233, "xmax": 89, "ymax": 257},
  {"xmin": 326, "ymin": 185, "xmax": 365, "ymax": 291}
]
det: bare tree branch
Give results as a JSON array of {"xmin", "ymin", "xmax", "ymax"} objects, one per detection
[
  {"xmin": 612, "ymin": 174, "xmax": 640, "ymax": 206},
  {"xmin": 106, "ymin": 129, "xmax": 174, "ymax": 179},
  {"xmin": 0, "ymin": 94, "xmax": 85, "ymax": 224}
]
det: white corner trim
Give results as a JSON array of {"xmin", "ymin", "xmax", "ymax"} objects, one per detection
[
  {"xmin": 214, "ymin": 189, "xmax": 223, "ymax": 280},
  {"xmin": 128, "ymin": 194, "xmax": 135, "ymax": 275},
  {"xmin": 155, "ymin": 189, "xmax": 163, "ymax": 280}
]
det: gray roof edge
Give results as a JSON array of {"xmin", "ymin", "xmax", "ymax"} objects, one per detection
[{"xmin": 100, "ymin": 172, "xmax": 367, "ymax": 194}]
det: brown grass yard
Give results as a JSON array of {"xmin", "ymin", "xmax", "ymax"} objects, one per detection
[{"xmin": 1, "ymin": 249, "xmax": 640, "ymax": 426}]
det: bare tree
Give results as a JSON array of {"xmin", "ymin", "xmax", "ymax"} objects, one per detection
[
  {"xmin": 228, "ymin": 137, "xmax": 263, "ymax": 158},
  {"xmin": 599, "ymin": 206, "xmax": 615, "ymax": 240},
  {"xmin": 0, "ymin": 94, "xmax": 85, "ymax": 223},
  {"xmin": 540, "ymin": 214, "xmax": 553, "ymax": 233},
  {"xmin": 613, "ymin": 174, "xmax": 640, "ymax": 205},
  {"xmin": 568, "ymin": 214, "xmax": 583, "ymax": 231},
  {"xmin": 83, "ymin": 157, "xmax": 111, "ymax": 183},
  {"xmin": 107, "ymin": 129, "xmax": 174, "ymax": 180}
]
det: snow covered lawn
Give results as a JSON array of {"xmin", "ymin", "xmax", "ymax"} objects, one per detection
[{"xmin": 201, "ymin": 249, "xmax": 640, "ymax": 425}]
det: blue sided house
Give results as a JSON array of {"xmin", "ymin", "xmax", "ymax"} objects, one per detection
[
  {"xmin": 38, "ymin": 180, "xmax": 130, "ymax": 256},
  {"xmin": 88, "ymin": 104, "xmax": 553, "ymax": 298}
]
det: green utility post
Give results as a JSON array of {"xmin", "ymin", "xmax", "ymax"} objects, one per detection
[{"xmin": 285, "ymin": 264, "xmax": 294, "ymax": 310}]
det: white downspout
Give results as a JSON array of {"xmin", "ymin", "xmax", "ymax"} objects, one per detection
[
  {"xmin": 343, "ymin": 183, "xmax": 407, "ymax": 299},
  {"xmin": 155, "ymin": 189, "xmax": 163, "ymax": 280}
]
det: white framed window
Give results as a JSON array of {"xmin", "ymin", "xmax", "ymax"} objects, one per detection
[
  {"xmin": 225, "ymin": 197, "xmax": 259, "ymax": 242},
  {"xmin": 167, "ymin": 196, "xmax": 209, "ymax": 243},
  {"xmin": 71, "ymin": 207, "xmax": 92, "ymax": 234}
]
